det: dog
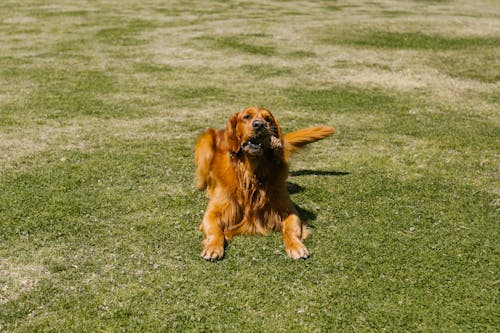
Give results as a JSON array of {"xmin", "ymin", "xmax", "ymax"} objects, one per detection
[{"xmin": 194, "ymin": 107, "xmax": 334, "ymax": 260}]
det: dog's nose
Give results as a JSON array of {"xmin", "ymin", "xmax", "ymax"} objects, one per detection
[{"xmin": 252, "ymin": 120, "xmax": 266, "ymax": 131}]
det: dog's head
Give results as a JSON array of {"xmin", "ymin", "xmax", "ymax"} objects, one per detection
[{"xmin": 225, "ymin": 107, "xmax": 283, "ymax": 158}]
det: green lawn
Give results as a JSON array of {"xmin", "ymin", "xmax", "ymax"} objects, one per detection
[{"xmin": 0, "ymin": 0, "xmax": 498, "ymax": 331}]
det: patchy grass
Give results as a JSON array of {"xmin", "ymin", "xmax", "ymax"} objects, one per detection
[
  {"xmin": 434, "ymin": 49, "xmax": 500, "ymax": 83},
  {"xmin": 337, "ymin": 31, "xmax": 500, "ymax": 50},
  {"xmin": 96, "ymin": 19, "xmax": 156, "ymax": 46},
  {"xmin": 0, "ymin": 0, "xmax": 499, "ymax": 332},
  {"xmin": 241, "ymin": 64, "xmax": 294, "ymax": 78},
  {"xmin": 199, "ymin": 35, "xmax": 277, "ymax": 55}
]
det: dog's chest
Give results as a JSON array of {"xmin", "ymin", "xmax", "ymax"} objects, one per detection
[{"xmin": 239, "ymin": 175, "xmax": 268, "ymax": 208}]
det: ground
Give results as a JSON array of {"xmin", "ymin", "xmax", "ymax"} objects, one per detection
[{"xmin": 0, "ymin": 0, "xmax": 498, "ymax": 331}]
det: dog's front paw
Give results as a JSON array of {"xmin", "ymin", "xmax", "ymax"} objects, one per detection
[
  {"xmin": 201, "ymin": 244, "xmax": 224, "ymax": 261},
  {"xmin": 285, "ymin": 241, "xmax": 309, "ymax": 259}
]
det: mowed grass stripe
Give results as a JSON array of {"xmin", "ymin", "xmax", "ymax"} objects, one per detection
[{"xmin": 333, "ymin": 31, "xmax": 499, "ymax": 50}]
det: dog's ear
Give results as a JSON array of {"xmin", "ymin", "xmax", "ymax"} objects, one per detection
[
  {"xmin": 195, "ymin": 129, "xmax": 216, "ymax": 189},
  {"xmin": 225, "ymin": 113, "xmax": 241, "ymax": 155}
]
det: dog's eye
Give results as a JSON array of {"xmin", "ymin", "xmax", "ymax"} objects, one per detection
[{"xmin": 243, "ymin": 114, "xmax": 251, "ymax": 120}]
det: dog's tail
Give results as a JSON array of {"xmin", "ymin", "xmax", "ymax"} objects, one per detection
[{"xmin": 284, "ymin": 126, "xmax": 335, "ymax": 157}]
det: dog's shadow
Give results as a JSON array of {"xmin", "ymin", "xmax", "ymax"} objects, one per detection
[
  {"xmin": 289, "ymin": 170, "xmax": 350, "ymax": 177},
  {"xmin": 288, "ymin": 169, "xmax": 350, "ymax": 224}
]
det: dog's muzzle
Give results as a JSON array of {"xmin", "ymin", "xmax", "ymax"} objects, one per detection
[{"xmin": 241, "ymin": 137, "xmax": 264, "ymax": 156}]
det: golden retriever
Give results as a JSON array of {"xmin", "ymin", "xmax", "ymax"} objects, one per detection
[{"xmin": 195, "ymin": 107, "xmax": 334, "ymax": 260}]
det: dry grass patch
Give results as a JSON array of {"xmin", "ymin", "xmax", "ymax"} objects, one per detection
[
  {"xmin": 0, "ymin": 260, "xmax": 49, "ymax": 305},
  {"xmin": 0, "ymin": 115, "xmax": 206, "ymax": 171}
]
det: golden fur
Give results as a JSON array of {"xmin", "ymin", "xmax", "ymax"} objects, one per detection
[{"xmin": 195, "ymin": 107, "xmax": 334, "ymax": 260}]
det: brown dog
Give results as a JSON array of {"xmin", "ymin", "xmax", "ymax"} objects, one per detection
[{"xmin": 195, "ymin": 107, "xmax": 334, "ymax": 260}]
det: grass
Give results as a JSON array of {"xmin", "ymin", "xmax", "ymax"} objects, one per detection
[
  {"xmin": 337, "ymin": 31, "xmax": 500, "ymax": 50},
  {"xmin": 0, "ymin": 0, "xmax": 499, "ymax": 332},
  {"xmin": 196, "ymin": 35, "xmax": 277, "ymax": 56}
]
